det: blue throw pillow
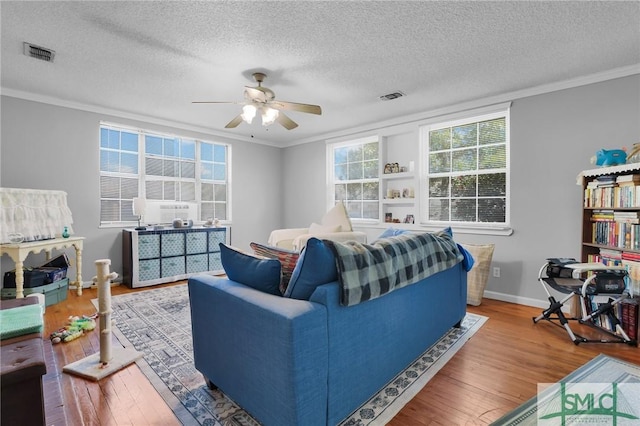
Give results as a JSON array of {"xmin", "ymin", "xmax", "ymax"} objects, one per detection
[
  {"xmin": 219, "ymin": 243, "xmax": 282, "ymax": 295},
  {"xmin": 377, "ymin": 227, "xmax": 410, "ymax": 239},
  {"xmin": 284, "ymin": 238, "xmax": 338, "ymax": 300}
]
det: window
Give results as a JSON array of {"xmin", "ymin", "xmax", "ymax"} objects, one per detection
[
  {"xmin": 420, "ymin": 110, "xmax": 509, "ymax": 226},
  {"xmin": 99, "ymin": 123, "xmax": 230, "ymax": 225},
  {"xmin": 328, "ymin": 137, "xmax": 380, "ymax": 220}
]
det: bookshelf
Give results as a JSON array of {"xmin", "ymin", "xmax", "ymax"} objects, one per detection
[{"xmin": 580, "ymin": 163, "xmax": 640, "ymax": 343}]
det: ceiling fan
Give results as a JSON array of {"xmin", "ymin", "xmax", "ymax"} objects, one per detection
[{"xmin": 193, "ymin": 72, "xmax": 322, "ymax": 130}]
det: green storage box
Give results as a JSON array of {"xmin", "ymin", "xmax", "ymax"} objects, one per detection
[{"xmin": 1, "ymin": 278, "xmax": 69, "ymax": 307}]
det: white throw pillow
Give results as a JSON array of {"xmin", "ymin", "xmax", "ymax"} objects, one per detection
[
  {"xmin": 309, "ymin": 222, "xmax": 341, "ymax": 234},
  {"xmin": 320, "ymin": 202, "xmax": 353, "ymax": 232},
  {"xmin": 460, "ymin": 243, "xmax": 495, "ymax": 306}
]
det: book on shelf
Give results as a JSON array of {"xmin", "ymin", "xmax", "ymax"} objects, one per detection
[
  {"xmin": 620, "ymin": 298, "xmax": 639, "ymax": 342},
  {"xmin": 622, "ymin": 257, "xmax": 640, "ymax": 296},
  {"xmin": 616, "ymin": 174, "xmax": 640, "ymax": 184}
]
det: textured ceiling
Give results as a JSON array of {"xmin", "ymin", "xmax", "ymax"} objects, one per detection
[{"xmin": 1, "ymin": 1, "xmax": 639, "ymax": 147}]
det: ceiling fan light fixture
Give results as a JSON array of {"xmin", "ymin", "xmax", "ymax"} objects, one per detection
[
  {"xmin": 241, "ymin": 104, "xmax": 257, "ymax": 124},
  {"xmin": 261, "ymin": 107, "xmax": 279, "ymax": 126}
]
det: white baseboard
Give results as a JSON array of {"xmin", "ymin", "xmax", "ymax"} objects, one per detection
[
  {"xmin": 483, "ymin": 290, "xmax": 574, "ymax": 313},
  {"xmin": 483, "ymin": 290, "xmax": 549, "ymax": 309}
]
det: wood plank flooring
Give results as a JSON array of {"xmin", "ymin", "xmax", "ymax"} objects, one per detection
[{"xmin": 38, "ymin": 283, "xmax": 638, "ymax": 425}]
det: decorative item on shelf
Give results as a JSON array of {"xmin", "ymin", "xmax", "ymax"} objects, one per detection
[
  {"xmin": 591, "ymin": 148, "xmax": 627, "ymax": 167},
  {"xmin": 214, "ymin": 218, "xmax": 221, "ymax": 227},
  {"xmin": 62, "ymin": 226, "xmax": 70, "ymax": 238},
  {"xmin": 385, "ymin": 213, "xmax": 393, "ymax": 223},
  {"xmin": 400, "ymin": 166, "xmax": 407, "ymax": 173},
  {"xmin": 7, "ymin": 233, "xmax": 24, "ymax": 243},
  {"xmin": 204, "ymin": 218, "xmax": 214, "ymax": 227},
  {"xmin": 132, "ymin": 197, "xmax": 147, "ymax": 230},
  {"xmin": 383, "ymin": 162, "xmax": 402, "ymax": 174},
  {"xmin": 626, "ymin": 142, "xmax": 640, "ymax": 164},
  {"xmin": 404, "ymin": 214, "xmax": 415, "ymax": 224}
]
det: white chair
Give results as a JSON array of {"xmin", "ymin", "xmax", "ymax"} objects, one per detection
[{"xmin": 268, "ymin": 202, "xmax": 367, "ymax": 251}]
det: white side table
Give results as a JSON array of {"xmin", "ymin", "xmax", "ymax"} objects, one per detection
[{"xmin": 0, "ymin": 237, "xmax": 85, "ymax": 298}]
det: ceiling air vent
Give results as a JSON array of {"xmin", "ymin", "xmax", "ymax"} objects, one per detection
[
  {"xmin": 379, "ymin": 91, "xmax": 405, "ymax": 101},
  {"xmin": 23, "ymin": 42, "xmax": 55, "ymax": 62}
]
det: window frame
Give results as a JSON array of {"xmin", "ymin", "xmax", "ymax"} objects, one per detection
[
  {"xmin": 419, "ymin": 108, "xmax": 511, "ymax": 232},
  {"xmin": 99, "ymin": 122, "xmax": 231, "ymax": 227},
  {"xmin": 326, "ymin": 135, "xmax": 380, "ymax": 223}
]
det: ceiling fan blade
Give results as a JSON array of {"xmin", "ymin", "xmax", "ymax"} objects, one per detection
[
  {"xmin": 276, "ymin": 112, "xmax": 298, "ymax": 130},
  {"xmin": 270, "ymin": 100, "xmax": 322, "ymax": 115},
  {"xmin": 244, "ymin": 86, "xmax": 269, "ymax": 103},
  {"xmin": 225, "ymin": 115, "xmax": 244, "ymax": 128},
  {"xmin": 192, "ymin": 101, "xmax": 241, "ymax": 104}
]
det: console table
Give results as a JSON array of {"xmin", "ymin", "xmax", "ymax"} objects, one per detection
[{"xmin": 0, "ymin": 237, "xmax": 84, "ymax": 298}]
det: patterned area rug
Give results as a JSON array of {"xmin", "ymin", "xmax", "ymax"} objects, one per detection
[
  {"xmin": 491, "ymin": 354, "xmax": 640, "ymax": 425},
  {"xmin": 100, "ymin": 284, "xmax": 487, "ymax": 426}
]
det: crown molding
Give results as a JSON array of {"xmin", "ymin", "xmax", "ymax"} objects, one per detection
[
  {"xmin": 0, "ymin": 88, "xmax": 281, "ymax": 147},
  {"xmin": 3, "ymin": 64, "xmax": 638, "ymax": 149},
  {"xmin": 291, "ymin": 64, "xmax": 640, "ymax": 147}
]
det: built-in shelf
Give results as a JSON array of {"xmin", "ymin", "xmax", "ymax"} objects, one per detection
[
  {"xmin": 381, "ymin": 171, "xmax": 414, "ymax": 180},
  {"xmin": 382, "ymin": 198, "xmax": 415, "ymax": 205}
]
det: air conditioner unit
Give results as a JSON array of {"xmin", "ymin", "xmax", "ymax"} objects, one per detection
[{"xmin": 144, "ymin": 201, "xmax": 198, "ymax": 224}]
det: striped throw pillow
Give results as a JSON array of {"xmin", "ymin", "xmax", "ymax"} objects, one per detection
[{"xmin": 250, "ymin": 242, "xmax": 300, "ymax": 294}]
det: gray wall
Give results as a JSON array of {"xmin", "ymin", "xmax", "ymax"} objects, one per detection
[
  {"xmin": 0, "ymin": 96, "xmax": 283, "ymax": 285},
  {"xmin": 281, "ymin": 75, "xmax": 640, "ymax": 306},
  {"xmin": 2, "ymin": 75, "xmax": 638, "ymax": 305}
]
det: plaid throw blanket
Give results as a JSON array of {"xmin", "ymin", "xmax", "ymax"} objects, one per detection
[{"xmin": 323, "ymin": 231, "xmax": 463, "ymax": 306}]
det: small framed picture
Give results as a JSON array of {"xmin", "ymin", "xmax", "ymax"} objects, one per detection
[
  {"xmin": 385, "ymin": 212, "xmax": 393, "ymax": 223},
  {"xmin": 404, "ymin": 214, "xmax": 414, "ymax": 224}
]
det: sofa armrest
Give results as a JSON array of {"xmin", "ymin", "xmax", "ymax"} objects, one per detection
[
  {"xmin": 292, "ymin": 231, "xmax": 367, "ymax": 251},
  {"xmin": 188, "ymin": 275, "xmax": 328, "ymax": 426},
  {"xmin": 267, "ymin": 227, "xmax": 310, "ymax": 250}
]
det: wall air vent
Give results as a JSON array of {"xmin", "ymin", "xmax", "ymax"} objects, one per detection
[
  {"xmin": 23, "ymin": 42, "xmax": 55, "ymax": 62},
  {"xmin": 379, "ymin": 91, "xmax": 406, "ymax": 101}
]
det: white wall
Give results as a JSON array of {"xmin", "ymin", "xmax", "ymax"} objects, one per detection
[
  {"xmin": 281, "ymin": 75, "xmax": 640, "ymax": 306},
  {"xmin": 0, "ymin": 96, "xmax": 283, "ymax": 286}
]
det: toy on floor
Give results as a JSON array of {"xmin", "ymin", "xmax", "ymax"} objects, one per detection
[{"xmin": 49, "ymin": 314, "xmax": 97, "ymax": 344}]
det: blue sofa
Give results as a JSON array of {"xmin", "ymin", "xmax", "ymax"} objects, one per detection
[{"xmin": 188, "ymin": 237, "xmax": 468, "ymax": 426}]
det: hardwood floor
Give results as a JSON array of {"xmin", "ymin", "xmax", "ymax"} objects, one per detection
[{"xmin": 39, "ymin": 284, "xmax": 638, "ymax": 425}]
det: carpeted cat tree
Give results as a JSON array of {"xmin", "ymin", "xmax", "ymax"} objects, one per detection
[{"xmin": 63, "ymin": 259, "xmax": 142, "ymax": 380}]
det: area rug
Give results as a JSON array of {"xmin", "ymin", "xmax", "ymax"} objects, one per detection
[
  {"xmin": 491, "ymin": 354, "xmax": 640, "ymax": 425},
  {"xmin": 98, "ymin": 284, "xmax": 487, "ymax": 426}
]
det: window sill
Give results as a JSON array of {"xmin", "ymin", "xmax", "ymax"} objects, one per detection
[{"xmin": 354, "ymin": 222, "xmax": 513, "ymax": 236}]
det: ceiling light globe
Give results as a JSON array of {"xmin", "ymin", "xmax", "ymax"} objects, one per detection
[
  {"xmin": 241, "ymin": 104, "xmax": 257, "ymax": 123},
  {"xmin": 261, "ymin": 107, "xmax": 279, "ymax": 126}
]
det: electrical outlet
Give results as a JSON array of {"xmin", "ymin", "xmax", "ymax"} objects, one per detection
[{"xmin": 493, "ymin": 267, "xmax": 501, "ymax": 278}]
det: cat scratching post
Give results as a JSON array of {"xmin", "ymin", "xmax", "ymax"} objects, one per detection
[{"xmin": 63, "ymin": 259, "xmax": 142, "ymax": 381}]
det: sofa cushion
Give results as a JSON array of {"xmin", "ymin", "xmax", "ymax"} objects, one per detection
[
  {"xmin": 284, "ymin": 237, "xmax": 338, "ymax": 300},
  {"xmin": 309, "ymin": 222, "xmax": 341, "ymax": 234},
  {"xmin": 320, "ymin": 201, "xmax": 353, "ymax": 231},
  {"xmin": 219, "ymin": 243, "xmax": 282, "ymax": 295},
  {"xmin": 376, "ymin": 227, "xmax": 410, "ymax": 239},
  {"xmin": 250, "ymin": 242, "xmax": 300, "ymax": 294}
]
